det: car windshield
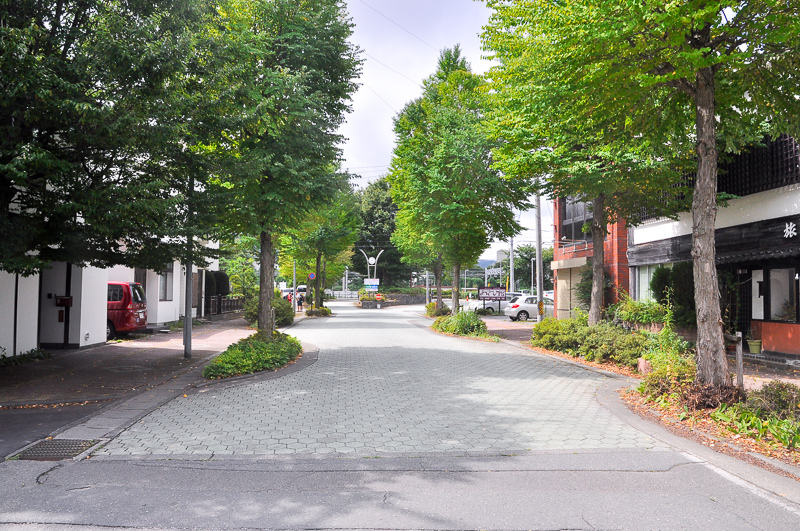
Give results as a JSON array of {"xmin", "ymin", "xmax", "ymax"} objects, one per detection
[
  {"xmin": 507, "ymin": 296, "xmax": 519, "ymax": 304},
  {"xmin": 130, "ymin": 284, "xmax": 146, "ymax": 303}
]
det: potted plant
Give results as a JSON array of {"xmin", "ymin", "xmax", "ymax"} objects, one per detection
[{"xmin": 746, "ymin": 327, "xmax": 762, "ymax": 354}]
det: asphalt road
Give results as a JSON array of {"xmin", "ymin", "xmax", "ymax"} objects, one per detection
[{"xmin": 1, "ymin": 302, "xmax": 800, "ymax": 530}]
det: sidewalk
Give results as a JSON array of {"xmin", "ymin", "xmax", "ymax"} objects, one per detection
[
  {"xmin": 481, "ymin": 314, "xmax": 800, "ymax": 390},
  {"xmin": 0, "ymin": 318, "xmax": 254, "ymax": 408}
]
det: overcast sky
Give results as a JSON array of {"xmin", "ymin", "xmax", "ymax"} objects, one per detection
[{"xmin": 339, "ymin": 0, "xmax": 555, "ymax": 262}]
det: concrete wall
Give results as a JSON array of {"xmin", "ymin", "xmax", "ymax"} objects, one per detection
[{"xmin": 0, "ymin": 272, "xmax": 40, "ymax": 356}]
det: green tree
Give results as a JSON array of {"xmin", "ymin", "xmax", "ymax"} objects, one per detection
[
  {"xmin": 483, "ymin": 0, "xmax": 800, "ymax": 386},
  {"xmin": 0, "ymin": 0, "xmax": 219, "ymax": 275},
  {"xmin": 353, "ymin": 177, "xmax": 412, "ymax": 288},
  {"xmin": 220, "ymin": 236, "xmax": 260, "ymax": 301},
  {"xmin": 212, "ymin": 0, "xmax": 361, "ymax": 332},
  {"xmin": 389, "ymin": 47, "xmax": 531, "ymax": 313},
  {"xmin": 280, "ymin": 187, "xmax": 361, "ymax": 309},
  {"xmin": 492, "ymin": 245, "xmax": 554, "ymax": 293}
]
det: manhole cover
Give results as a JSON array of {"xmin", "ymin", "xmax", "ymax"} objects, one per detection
[{"xmin": 14, "ymin": 439, "xmax": 96, "ymax": 461}]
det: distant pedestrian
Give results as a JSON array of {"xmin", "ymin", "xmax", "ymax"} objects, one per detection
[{"xmin": 297, "ymin": 293, "xmax": 305, "ymax": 311}]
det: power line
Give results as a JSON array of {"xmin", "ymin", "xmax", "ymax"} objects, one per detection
[
  {"xmin": 362, "ymin": 83, "xmax": 398, "ymax": 113},
  {"xmin": 363, "ymin": 52, "xmax": 423, "ymax": 88},
  {"xmin": 357, "ymin": 0, "xmax": 439, "ymax": 52}
]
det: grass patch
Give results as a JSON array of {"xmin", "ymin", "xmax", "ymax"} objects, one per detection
[{"xmin": 202, "ymin": 331, "xmax": 302, "ymax": 379}]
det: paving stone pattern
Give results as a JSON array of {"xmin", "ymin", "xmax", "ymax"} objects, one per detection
[{"xmin": 96, "ymin": 304, "xmax": 662, "ymax": 456}]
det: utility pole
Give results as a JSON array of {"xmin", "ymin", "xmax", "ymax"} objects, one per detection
[
  {"xmin": 183, "ymin": 173, "xmax": 194, "ymax": 359},
  {"xmin": 292, "ymin": 260, "xmax": 297, "ymax": 312},
  {"xmin": 535, "ymin": 194, "xmax": 544, "ymax": 322},
  {"xmin": 509, "ymin": 237, "xmax": 515, "ymax": 292},
  {"xmin": 425, "ymin": 270, "xmax": 430, "ymax": 304}
]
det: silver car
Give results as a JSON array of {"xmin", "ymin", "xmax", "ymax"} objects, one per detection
[
  {"xmin": 468, "ymin": 292, "xmax": 523, "ymax": 314},
  {"xmin": 504, "ymin": 296, "xmax": 554, "ymax": 321}
]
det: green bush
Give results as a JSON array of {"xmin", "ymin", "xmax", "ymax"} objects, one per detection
[
  {"xmin": 432, "ymin": 311, "xmax": 489, "ymax": 336},
  {"xmin": 243, "ymin": 296, "xmax": 294, "ymax": 326},
  {"xmin": 213, "ymin": 271, "xmax": 231, "ymax": 297},
  {"xmin": 0, "ymin": 348, "xmax": 50, "ymax": 367},
  {"xmin": 274, "ymin": 297, "xmax": 294, "ymax": 326},
  {"xmin": 649, "ymin": 266, "xmax": 672, "ymax": 305},
  {"xmin": 743, "ymin": 381, "xmax": 800, "ymax": 422},
  {"xmin": 638, "ymin": 328, "xmax": 696, "ymax": 397},
  {"xmin": 244, "ymin": 297, "xmax": 258, "ymax": 323},
  {"xmin": 712, "ymin": 402, "xmax": 800, "ymax": 449},
  {"xmin": 202, "ymin": 331, "xmax": 302, "ymax": 379},
  {"xmin": 475, "ymin": 308, "xmax": 492, "ymax": 316},
  {"xmin": 205, "ymin": 270, "xmax": 217, "ymax": 297},
  {"xmin": 575, "ymin": 322, "xmax": 649, "ymax": 368},
  {"xmin": 306, "ymin": 307, "xmax": 332, "ymax": 317},
  {"xmin": 530, "ymin": 316, "xmax": 588, "ymax": 354},
  {"xmin": 425, "ymin": 302, "xmax": 451, "ymax": 317},
  {"xmin": 613, "ymin": 292, "xmax": 666, "ymax": 324}
]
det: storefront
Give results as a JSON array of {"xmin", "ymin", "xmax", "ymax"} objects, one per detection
[{"xmin": 630, "ymin": 214, "xmax": 800, "ymax": 356}]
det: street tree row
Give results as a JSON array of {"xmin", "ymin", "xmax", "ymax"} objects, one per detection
[
  {"xmin": 1, "ymin": 0, "xmax": 362, "ymax": 333},
  {"xmin": 481, "ymin": 0, "xmax": 800, "ymax": 388}
]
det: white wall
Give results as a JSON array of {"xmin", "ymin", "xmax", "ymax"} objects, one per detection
[
  {"xmin": 77, "ymin": 267, "xmax": 107, "ymax": 347},
  {"xmin": 107, "ymin": 265, "xmax": 135, "ymax": 282},
  {"xmin": 39, "ymin": 264, "xmax": 106, "ymax": 348},
  {"xmin": 0, "ymin": 272, "xmax": 40, "ymax": 356},
  {"xmin": 633, "ymin": 183, "xmax": 800, "ymax": 245},
  {"xmin": 39, "ymin": 263, "xmax": 67, "ymax": 345}
]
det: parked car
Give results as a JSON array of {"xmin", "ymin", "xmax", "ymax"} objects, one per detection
[
  {"xmin": 107, "ymin": 281, "xmax": 148, "ymax": 340},
  {"xmin": 504, "ymin": 295, "xmax": 554, "ymax": 321},
  {"xmin": 467, "ymin": 292, "xmax": 524, "ymax": 314}
]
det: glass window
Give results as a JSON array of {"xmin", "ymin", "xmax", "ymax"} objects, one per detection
[
  {"xmin": 769, "ymin": 268, "xmax": 797, "ymax": 322},
  {"xmin": 107, "ymin": 285, "xmax": 123, "ymax": 302},
  {"xmin": 130, "ymin": 283, "xmax": 146, "ymax": 304},
  {"xmin": 159, "ymin": 263, "xmax": 174, "ymax": 301}
]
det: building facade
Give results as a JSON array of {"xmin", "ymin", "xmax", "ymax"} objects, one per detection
[
  {"xmin": 628, "ymin": 135, "xmax": 800, "ymax": 357},
  {"xmin": 551, "ymin": 198, "xmax": 630, "ymax": 319}
]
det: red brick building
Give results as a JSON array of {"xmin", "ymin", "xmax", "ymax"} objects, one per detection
[{"xmin": 551, "ymin": 198, "xmax": 629, "ymax": 319}]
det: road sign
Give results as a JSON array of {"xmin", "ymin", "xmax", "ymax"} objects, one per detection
[
  {"xmin": 375, "ymin": 293, "xmax": 383, "ymax": 301},
  {"xmin": 478, "ymin": 287, "xmax": 505, "ymax": 301},
  {"xmin": 309, "ymin": 273, "xmax": 316, "ymax": 280},
  {"xmin": 364, "ymin": 278, "xmax": 380, "ymax": 291},
  {"xmin": 538, "ymin": 301, "xmax": 544, "ymax": 315}
]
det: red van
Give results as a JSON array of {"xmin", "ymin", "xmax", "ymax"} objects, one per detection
[{"xmin": 107, "ymin": 281, "xmax": 148, "ymax": 340}]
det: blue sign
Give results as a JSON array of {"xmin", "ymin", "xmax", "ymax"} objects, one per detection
[{"xmin": 309, "ymin": 273, "xmax": 316, "ymax": 280}]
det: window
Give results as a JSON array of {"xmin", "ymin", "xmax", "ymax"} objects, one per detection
[
  {"xmin": 130, "ymin": 283, "xmax": 146, "ymax": 304},
  {"xmin": 769, "ymin": 268, "xmax": 798, "ymax": 322},
  {"xmin": 159, "ymin": 263, "xmax": 174, "ymax": 301},
  {"xmin": 562, "ymin": 197, "xmax": 592, "ymax": 243},
  {"xmin": 107, "ymin": 285, "xmax": 123, "ymax": 302}
]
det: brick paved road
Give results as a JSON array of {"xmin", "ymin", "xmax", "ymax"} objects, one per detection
[{"xmin": 96, "ymin": 303, "xmax": 660, "ymax": 457}]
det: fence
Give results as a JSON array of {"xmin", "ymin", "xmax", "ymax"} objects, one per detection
[{"xmin": 204, "ymin": 295, "xmax": 244, "ymax": 316}]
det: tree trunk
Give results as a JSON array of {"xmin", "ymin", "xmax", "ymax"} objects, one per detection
[
  {"xmin": 315, "ymin": 252, "xmax": 322, "ymax": 309},
  {"xmin": 434, "ymin": 258, "xmax": 443, "ymax": 312},
  {"xmin": 588, "ymin": 194, "xmax": 606, "ymax": 326},
  {"xmin": 258, "ymin": 230, "xmax": 275, "ymax": 334},
  {"xmin": 692, "ymin": 66, "xmax": 729, "ymax": 386},
  {"xmin": 321, "ymin": 259, "xmax": 327, "ymax": 308},
  {"xmin": 452, "ymin": 262, "xmax": 461, "ymax": 313}
]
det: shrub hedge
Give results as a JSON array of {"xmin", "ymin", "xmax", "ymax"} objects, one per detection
[
  {"xmin": 202, "ymin": 331, "xmax": 302, "ymax": 379},
  {"xmin": 432, "ymin": 311, "xmax": 489, "ymax": 337},
  {"xmin": 425, "ymin": 302, "xmax": 451, "ymax": 317}
]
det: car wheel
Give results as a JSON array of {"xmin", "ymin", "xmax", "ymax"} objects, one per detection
[
  {"xmin": 509, "ymin": 316, "xmax": 517, "ymax": 322},
  {"xmin": 486, "ymin": 307, "xmax": 494, "ymax": 314},
  {"xmin": 517, "ymin": 311, "xmax": 529, "ymax": 321},
  {"xmin": 106, "ymin": 321, "xmax": 116, "ymax": 341}
]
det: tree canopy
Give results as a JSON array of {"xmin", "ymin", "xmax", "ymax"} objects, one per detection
[
  {"xmin": 482, "ymin": 0, "xmax": 800, "ymax": 385},
  {"xmin": 389, "ymin": 46, "xmax": 532, "ymax": 312}
]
